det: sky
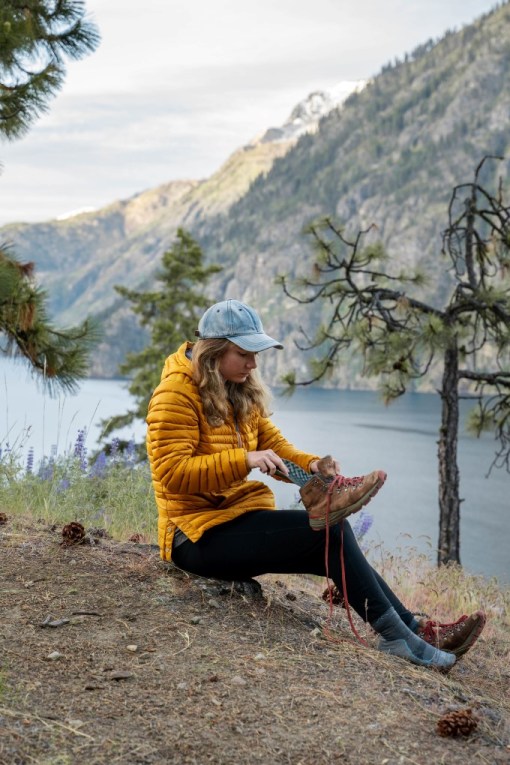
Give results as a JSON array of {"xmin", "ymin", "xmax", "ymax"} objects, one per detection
[{"xmin": 0, "ymin": 0, "xmax": 500, "ymax": 226}]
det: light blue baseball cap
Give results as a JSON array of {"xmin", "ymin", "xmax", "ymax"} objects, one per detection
[{"xmin": 195, "ymin": 299, "xmax": 284, "ymax": 352}]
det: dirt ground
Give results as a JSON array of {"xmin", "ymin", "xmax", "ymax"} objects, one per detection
[{"xmin": 1, "ymin": 520, "xmax": 509, "ymax": 765}]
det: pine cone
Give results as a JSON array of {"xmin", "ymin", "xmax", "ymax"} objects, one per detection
[
  {"xmin": 128, "ymin": 533, "xmax": 143, "ymax": 543},
  {"xmin": 322, "ymin": 584, "xmax": 345, "ymax": 607},
  {"xmin": 437, "ymin": 708, "xmax": 478, "ymax": 738},
  {"xmin": 0, "ymin": 512, "xmax": 8, "ymax": 525},
  {"xmin": 61, "ymin": 521, "xmax": 86, "ymax": 546}
]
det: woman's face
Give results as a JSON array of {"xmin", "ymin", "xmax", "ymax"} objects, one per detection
[{"xmin": 218, "ymin": 344, "xmax": 258, "ymax": 383}]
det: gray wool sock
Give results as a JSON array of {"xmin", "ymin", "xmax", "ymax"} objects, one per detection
[{"xmin": 373, "ymin": 607, "xmax": 456, "ymax": 669}]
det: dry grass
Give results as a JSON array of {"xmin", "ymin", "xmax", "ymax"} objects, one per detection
[{"xmin": 0, "ymin": 514, "xmax": 509, "ymax": 765}]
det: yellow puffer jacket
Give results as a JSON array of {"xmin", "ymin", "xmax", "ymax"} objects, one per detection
[{"xmin": 147, "ymin": 342, "xmax": 320, "ymax": 560}]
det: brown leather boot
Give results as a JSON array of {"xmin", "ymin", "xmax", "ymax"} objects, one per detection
[
  {"xmin": 417, "ymin": 611, "xmax": 486, "ymax": 657},
  {"xmin": 300, "ymin": 468, "xmax": 387, "ymax": 530}
]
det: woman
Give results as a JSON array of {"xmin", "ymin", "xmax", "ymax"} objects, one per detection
[{"xmin": 147, "ymin": 299, "xmax": 485, "ymax": 669}]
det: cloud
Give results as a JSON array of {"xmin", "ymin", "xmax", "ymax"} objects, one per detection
[{"xmin": 0, "ymin": 0, "xmax": 499, "ymax": 225}]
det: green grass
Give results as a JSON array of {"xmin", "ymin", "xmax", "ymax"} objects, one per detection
[
  {"xmin": 0, "ymin": 435, "xmax": 157, "ymax": 543},
  {"xmin": 0, "ymin": 670, "xmax": 6, "ymax": 701}
]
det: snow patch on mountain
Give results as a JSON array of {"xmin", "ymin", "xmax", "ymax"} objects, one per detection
[{"xmin": 254, "ymin": 80, "xmax": 366, "ymax": 145}]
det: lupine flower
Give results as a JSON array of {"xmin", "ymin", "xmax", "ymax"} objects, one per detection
[
  {"xmin": 26, "ymin": 447, "xmax": 34, "ymax": 475},
  {"xmin": 352, "ymin": 511, "xmax": 373, "ymax": 543},
  {"xmin": 57, "ymin": 477, "xmax": 71, "ymax": 493},
  {"xmin": 125, "ymin": 439, "xmax": 136, "ymax": 464},
  {"xmin": 110, "ymin": 437, "xmax": 120, "ymax": 459},
  {"xmin": 73, "ymin": 429, "xmax": 88, "ymax": 472},
  {"xmin": 90, "ymin": 451, "xmax": 107, "ymax": 478},
  {"xmin": 38, "ymin": 458, "xmax": 54, "ymax": 481}
]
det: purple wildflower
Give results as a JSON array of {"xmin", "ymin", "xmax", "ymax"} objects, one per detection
[
  {"xmin": 26, "ymin": 446, "xmax": 35, "ymax": 475},
  {"xmin": 125, "ymin": 439, "xmax": 136, "ymax": 464},
  {"xmin": 352, "ymin": 511, "xmax": 373, "ymax": 542},
  {"xmin": 38, "ymin": 458, "xmax": 54, "ymax": 482},
  {"xmin": 110, "ymin": 437, "xmax": 120, "ymax": 458},
  {"xmin": 90, "ymin": 451, "xmax": 107, "ymax": 478},
  {"xmin": 57, "ymin": 477, "xmax": 71, "ymax": 493},
  {"xmin": 73, "ymin": 429, "xmax": 88, "ymax": 472}
]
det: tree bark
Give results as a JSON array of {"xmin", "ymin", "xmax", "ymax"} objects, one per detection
[{"xmin": 437, "ymin": 341, "xmax": 461, "ymax": 565}]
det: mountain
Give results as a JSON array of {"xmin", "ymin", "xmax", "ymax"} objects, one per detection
[
  {"xmin": 2, "ymin": 2, "xmax": 510, "ymax": 384},
  {"xmin": 1, "ymin": 89, "xmax": 347, "ymax": 322},
  {"xmin": 0, "ymin": 88, "xmax": 359, "ymax": 376}
]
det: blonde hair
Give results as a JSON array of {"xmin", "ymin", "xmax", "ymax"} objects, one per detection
[{"xmin": 191, "ymin": 339, "xmax": 272, "ymax": 427}]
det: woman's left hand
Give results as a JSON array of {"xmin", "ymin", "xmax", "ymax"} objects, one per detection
[{"xmin": 310, "ymin": 456, "xmax": 341, "ymax": 475}]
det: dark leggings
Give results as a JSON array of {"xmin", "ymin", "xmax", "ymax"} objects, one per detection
[{"xmin": 172, "ymin": 509, "xmax": 414, "ymax": 626}]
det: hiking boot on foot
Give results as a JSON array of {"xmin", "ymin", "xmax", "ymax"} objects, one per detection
[
  {"xmin": 417, "ymin": 611, "xmax": 486, "ymax": 657},
  {"xmin": 301, "ymin": 469, "xmax": 387, "ymax": 530}
]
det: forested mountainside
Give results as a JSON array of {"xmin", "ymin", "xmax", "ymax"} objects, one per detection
[{"xmin": 2, "ymin": 2, "xmax": 509, "ymax": 383}]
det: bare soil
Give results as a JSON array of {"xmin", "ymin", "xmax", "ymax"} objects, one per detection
[{"xmin": 1, "ymin": 521, "xmax": 509, "ymax": 765}]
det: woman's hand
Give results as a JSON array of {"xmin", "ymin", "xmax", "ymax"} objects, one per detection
[
  {"xmin": 246, "ymin": 450, "xmax": 289, "ymax": 477},
  {"xmin": 310, "ymin": 456, "xmax": 341, "ymax": 475}
]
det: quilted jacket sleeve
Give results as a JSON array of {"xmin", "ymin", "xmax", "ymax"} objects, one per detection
[
  {"xmin": 256, "ymin": 416, "xmax": 320, "ymax": 472},
  {"xmin": 147, "ymin": 385, "xmax": 249, "ymax": 495}
]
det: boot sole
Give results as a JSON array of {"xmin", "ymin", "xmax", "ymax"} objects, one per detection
[{"xmin": 309, "ymin": 470, "xmax": 387, "ymax": 530}]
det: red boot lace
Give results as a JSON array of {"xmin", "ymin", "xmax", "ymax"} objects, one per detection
[
  {"xmin": 323, "ymin": 476, "xmax": 369, "ymax": 647},
  {"xmin": 334, "ymin": 475, "xmax": 363, "ymax": 488},
  {"xmin": 420, "ymin": 615, "xmax": 468, "ymax": 641}
]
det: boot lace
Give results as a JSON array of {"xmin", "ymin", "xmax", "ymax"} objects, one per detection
[
  {"xmin": 326, "ymin": 474, "xmax": 363, "ymax": 489},
  {"xmin": 420, "ymin": 615, "xmax": 468, "ymax": 640}
]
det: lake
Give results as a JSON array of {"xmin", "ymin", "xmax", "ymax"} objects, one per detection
[{"xmin": 1, "ymin": 359, "xmax": 508, "ymax": 584}]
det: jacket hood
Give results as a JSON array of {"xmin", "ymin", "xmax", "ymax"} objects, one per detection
[{"xmin": 160, "ymin": 341, "xmax": 193, "ymax": 382}]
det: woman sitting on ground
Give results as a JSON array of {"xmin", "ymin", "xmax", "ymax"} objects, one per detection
[{"xmin": 146, "ymin": 299, "xmax": 485, "ymax": 669}]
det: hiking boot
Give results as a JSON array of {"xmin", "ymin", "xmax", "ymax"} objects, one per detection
[
  {"xmin": 300, "ymin": 469, "xmax": 387, "ymax": 530},
  {"xmin": 417, "ymin": 611, "xmax": 486, "ymax": 657}
]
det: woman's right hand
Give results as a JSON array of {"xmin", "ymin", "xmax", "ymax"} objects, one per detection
[{"xmin": 246, "ymin": 450, "xmax": 288, "ymax": 477}]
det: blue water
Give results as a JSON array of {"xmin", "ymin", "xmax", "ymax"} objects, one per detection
[{"xmin": 1, "ymin": 359, "xmax": 508, "ymax": 584}]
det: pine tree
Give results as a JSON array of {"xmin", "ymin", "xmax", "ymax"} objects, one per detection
[
  {"xmin": 0, "ymin": 245, "xmax": 98, "ymax": 393},
  {"xmin": 0, "ymin": 2, "xmax": 99, "ymax": 392},
  {"xmin": 280, "ymin": 158, "xmax": 510, "ymax": 566},
  {"xmin": 101, "ymin": 229, "xmax": 221, "ymax": 441},
  {"xmin": 0, "ymin": 0, "xmax": 100, "ymax": 139}
]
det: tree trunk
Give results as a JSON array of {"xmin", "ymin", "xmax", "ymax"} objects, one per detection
[{"xmin": 437, "ymin": 341, "xmax": 461, "ymax": 565}]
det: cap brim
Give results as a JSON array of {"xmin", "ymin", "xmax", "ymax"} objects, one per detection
[{"xmin": 227, "ymin": 333, "xmax": 284, "ymax": 352}]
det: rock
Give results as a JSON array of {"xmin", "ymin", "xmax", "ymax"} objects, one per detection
[
  {"xmin": 46, "ymin": 651, "xmax": 63, "ymax": 661},
  {"xmin": 109, "ymin": 671, "xmax": 134, "ymax": 681},
  {"xmin": 40, "ymin": 616, "xmax": 70, "ymax": 628}
]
